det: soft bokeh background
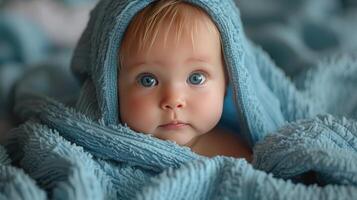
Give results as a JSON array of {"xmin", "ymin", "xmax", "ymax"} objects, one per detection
[
  {"xmin": 0, "ymin": 0, "xmax": 98, "ymax": 140},
  {"xmin": 1, "ymin": 0, "xmax": 357, "ymax": 140},
  {"xmin": 236, "ymin": 0, "xmax": 357, "ymax": 77}
]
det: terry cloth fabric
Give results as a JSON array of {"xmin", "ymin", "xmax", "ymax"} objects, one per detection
[
  {"xmin": 3, "ymin": 98, "xmax": 357, "ymax": 199},
  {"xmin": 1, "ymin": 0, "xmax": 357, "ymax": 199}
]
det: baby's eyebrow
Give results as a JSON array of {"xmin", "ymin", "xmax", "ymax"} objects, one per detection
[
  {"xmin": 127, "ymin": 62, "xmax": 145, "ymax": 70},
  {"xmin": 185, "ymin": 56, "xmax": 211, "ymax": 63},
  {"xmin": 123, "ymin": 61, "xmax": 160, "ymax": 74},
  {"xmin": 123, "ymin": 57, "xmax": 213, "ymax": 73}
]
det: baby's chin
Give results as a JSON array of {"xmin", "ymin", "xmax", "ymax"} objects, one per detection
[{"xmin": 153, "ymin": 130, "xmax": 201, "ymax": 147}]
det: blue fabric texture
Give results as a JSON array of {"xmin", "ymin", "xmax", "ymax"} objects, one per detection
[{"xmin": 1, "ymin": 0, "xmax": 357, "ymax": 199}]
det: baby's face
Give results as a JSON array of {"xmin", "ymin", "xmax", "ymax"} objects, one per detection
[{"xmin": 118, "ymin": 24, "xmax": 226, "ymax": 146}]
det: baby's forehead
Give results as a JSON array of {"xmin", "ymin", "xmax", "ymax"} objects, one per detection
[{"xmin": 119, "ymin": 1, "xmax": 221, "ymax": 62}]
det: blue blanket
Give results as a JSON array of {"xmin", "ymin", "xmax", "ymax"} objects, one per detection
[
  {"xmin": 2, "ymin": 98, "xmax": 357, "ymax": 199},
  {"xmin": 1, "ymin": 0, "xmax": 357, "ymax": 199}
]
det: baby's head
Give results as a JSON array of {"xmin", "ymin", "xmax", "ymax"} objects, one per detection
[{"xmin": 118, "ymin": 0, "xmax": 227, "ymax": 146}]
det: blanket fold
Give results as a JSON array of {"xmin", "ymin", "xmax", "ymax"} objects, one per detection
[
  {"xmin": 253, "ymin": 115, "xmax": 357, "ymax": 186},
  {"xmin": 13, "ymin": 96, "xmax": 200, "ymax": 173}
]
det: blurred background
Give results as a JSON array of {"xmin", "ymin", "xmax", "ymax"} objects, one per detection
[
  {"xmin": 0, "ymin": 0, "xmax": 98, "ymax": 139},
  {"xmin": 1, "ymin": 0, "xmax": 357, "ymax": 139}
]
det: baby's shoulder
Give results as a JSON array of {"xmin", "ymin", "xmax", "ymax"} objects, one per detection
[{"xmin": 193, "ymin": 127, "xmax": 252, "ymax": 161}]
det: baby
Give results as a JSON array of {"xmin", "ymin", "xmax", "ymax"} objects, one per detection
[{"xmin": 118, "ymin": 0, "xmax": 251, "ymax": 161}]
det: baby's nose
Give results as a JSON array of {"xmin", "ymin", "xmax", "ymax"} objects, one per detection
[
  {"xmin": 161, "ymin": 101, "xmax": 185, "ymax": 110},
  {"xmin": 160, "ymin": 89, "xmax": 186, "ymax": 110}
]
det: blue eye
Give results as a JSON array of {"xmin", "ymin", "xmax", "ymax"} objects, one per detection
[
  {"xmin": 188, "ymin": 72, "xmax": 206, "ymax": 85},
  {"xmin": 138, "ymin": 74, "xmax": 158, "ymax": 87}
]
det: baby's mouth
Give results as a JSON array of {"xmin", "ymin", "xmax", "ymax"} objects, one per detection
[{"xmin": 159, "ymin": 121, "xmax": 189, "ymax": 130}]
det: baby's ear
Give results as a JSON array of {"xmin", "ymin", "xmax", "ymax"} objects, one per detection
[
  {"xmin": 224, "ymin": 83, "xmax": 232, "ymax": 98},
  {"xmin": 117, "ymin": 54, "xmax": 122, "ymax": 70},
  {"xmin": 224, "ymin": 65, "xmax": 230, "ymax": 87}
]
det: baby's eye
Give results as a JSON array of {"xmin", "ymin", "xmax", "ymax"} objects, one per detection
[
  {"xmin": 137, "ymin": 74, "xmax": 158, "ymax": 87},
  {"xmin": 187, "ymin": 72, "xmax": 206, "ymax": 85}
]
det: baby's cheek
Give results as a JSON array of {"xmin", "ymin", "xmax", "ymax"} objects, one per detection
[
  {"xmin": 120, "ymin": 95, "xmax": 156, "ymax": 133},
  {"xmin": 192, "ymin": 91, "xmax": 224, "ymax": 128}
]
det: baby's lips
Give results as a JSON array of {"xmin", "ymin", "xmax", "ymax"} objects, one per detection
[
  {"xmin": 159, "ymin": 120, "xmax": 188, "ymax": 127},
  {"xmin": 158, "ymin": 120, "xmax": 190, "ymax": 130}
]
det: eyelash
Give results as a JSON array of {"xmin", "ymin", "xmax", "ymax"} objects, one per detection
[{"xmin": 136, "ymin": 71, "xmax": 208, "ymax": 87}]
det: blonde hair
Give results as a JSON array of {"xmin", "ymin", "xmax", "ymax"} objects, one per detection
[{"xmin": 119, "ymin": 0, "xmax": 221, "ymax": 66}]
